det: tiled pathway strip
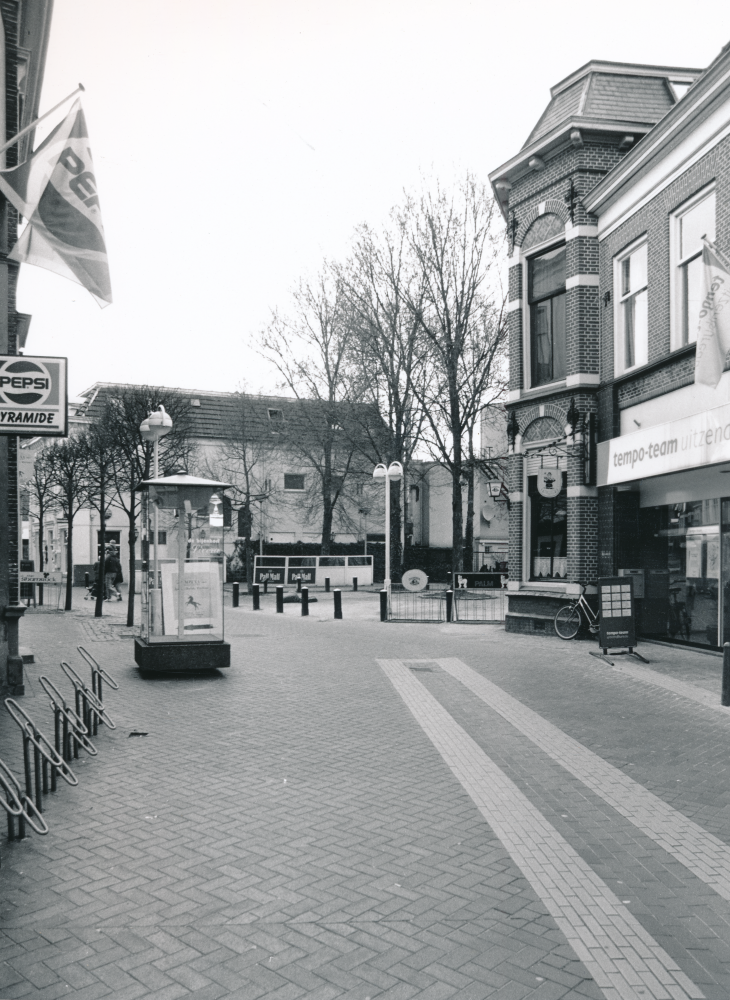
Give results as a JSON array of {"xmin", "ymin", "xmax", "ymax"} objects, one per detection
[
  {"xmin": 605, "ymin": 660, "xmax": 724, "ymax": 712},
  {"xmin": 379, "ymin": 658, "xmax": 704, "ymax": 1000},
  {"xmin": 436, "ymin": 657, "xmax": 730, "ymax": 903}
]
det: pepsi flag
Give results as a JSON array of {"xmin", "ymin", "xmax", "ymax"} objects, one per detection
[{"xmin": 0, "ymin": 100, "xmax": 111, "ymax": 307}]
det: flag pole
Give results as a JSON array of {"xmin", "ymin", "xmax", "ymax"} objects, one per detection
[{"xmin": 0, "ymin": 84, "xmax": 84, "ymax": 158}]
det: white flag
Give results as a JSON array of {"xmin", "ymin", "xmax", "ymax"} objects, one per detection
[
  {"xmin": 695, "ymin": 240, "xmax": 730, "ymax": 387},
  {"xmin": 0, "ymin": 100, "xmax": 111, "ymax": 307}
]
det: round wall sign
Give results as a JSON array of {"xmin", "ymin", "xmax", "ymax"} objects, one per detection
[
  {"xmin": 537, "ymin": 468, "xmax": 562, "ymax": 498},
  {"xmin": 402, "ymin": 569, "xmax": 428, "ymax": 592}
]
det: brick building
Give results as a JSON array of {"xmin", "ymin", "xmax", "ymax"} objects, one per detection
[
  {"xmin": 0, "ymin": 0, "xmax": 53, "ymax": 695},
  {"xmin": 488, "ymin": 57, "xmax": 714, "ymax": 637}
]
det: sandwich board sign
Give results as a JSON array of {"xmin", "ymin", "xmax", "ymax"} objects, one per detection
[
  {"xmin": 0, "ymin": 355, "xmax": 68, "ymax": 436},
  {"xmin": 598, "ymin": 576, "xmax": 636, "ymax": 651}
]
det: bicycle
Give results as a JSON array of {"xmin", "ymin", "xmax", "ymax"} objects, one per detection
[{"xmin": 554, "ymin": 584, "xmax": 599, "ymax": 639}]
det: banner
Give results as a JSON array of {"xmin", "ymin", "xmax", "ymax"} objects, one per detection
[
  {"xmin": 694, "ymin": 240, "xmax": 730, "ymax": 387},
  {"xmin": 0, "ymin": 100, "xmax": 111, "ymax": 307}
]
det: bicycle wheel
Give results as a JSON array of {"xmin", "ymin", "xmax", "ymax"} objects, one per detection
[{"xmin": 554, "ymin": 604, "xmax": 581, "ymax": 639}]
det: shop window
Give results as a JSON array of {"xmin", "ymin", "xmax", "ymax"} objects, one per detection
[
  {"xmin": 615, "ymin": 239, "xmax": 648, "ymax": 373},
  {"xmin": 528, "ymin": 473, "xmax": 567, "ymax": 580},
  {"xmin": 528, "ymin": 245, "xmax": 566, "ymax": 387},
  {"xmin": 671, "ymin": 186, "xmax": 716, "ymax": 348},
  {"xmin": 638, "ymin": 500, "xmax": 720, "ymax": 648}
]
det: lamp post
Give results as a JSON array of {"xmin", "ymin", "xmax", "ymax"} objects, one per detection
[
  {"xmin": 140, "ymin": 406, "xmax": 173, "ymax": 612},
  {"xmin": 373, "ymin": 461, "xmax": 403, "ymax": 588}
]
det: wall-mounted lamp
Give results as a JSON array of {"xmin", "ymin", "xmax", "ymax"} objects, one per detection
[
  {"xmin": 565, "ymin": 397, "xmax": 581, "ymax": 440},
  {"xmin": 602, "ymin": 290, "xmax": 611, "ymax": 308},
  {"xmin": 506, "ymin": 410, "xmax": 519, "ymax": 449}
]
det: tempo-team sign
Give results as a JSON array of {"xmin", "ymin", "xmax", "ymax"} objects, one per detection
[{"xmin": 0, "ymin": 355, "xmax": 68, "ymax": 436}]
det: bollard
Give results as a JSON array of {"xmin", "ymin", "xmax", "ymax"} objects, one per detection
[
  {"xmin": 276, "ymin": 585, "xmax": 284, "ymax": 613},
  {"xmin": 445, "ymin": 589, "xmax": 454, "ymax": 623},
  {"xmin": 333, "ymin": 589, "xmax": 342, "ymax": 619},
  {"xmin": 263, "ymin": 580, "xmax": 268, "ymax": 595},
  {"xmin": 301, "ymin": 587, "xmax": 309, "ymax": 616},
  {"xmin": 352, "ymin": 577, "xmax": 358, "ymax": 592},
  {"xmin": 252, "ymin": 583, "xmax": 260, "ymax": 611},
  {"xmin": 232, "ymin": 582, "xmax": 239, "ymax": 608},
  {"xmin": 296, "ymin": 577, "xmax": 302, "ymax": 593},
  {"xmin": 84, "ymin": 571, "xmax": 90, "ymax": 589},
  {"xmin": 325, "ymin": 577, "xmax": 330, "ymax": 592},
  {"xmin": 723, "ymin": 643, "xmax": 730, "ymax": 706},
  {"xmin": 380, "ymin": 589, "xmax": 388, "ymax": 622}
]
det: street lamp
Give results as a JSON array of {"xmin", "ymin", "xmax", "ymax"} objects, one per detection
[
  {"xmin": 140, "ymin": 406, "xmax": 173, "ymax": 613},
  {"xmin": 373, "ymin": 461, "xmax": 403, "ymax": 588}
]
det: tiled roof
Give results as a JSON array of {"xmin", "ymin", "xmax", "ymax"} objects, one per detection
[
  {"xmin": 76, "ymin": 383, "xmax": 384, "ymax": 447},
  {"xmin": 525, "ymin": 78, "xmax": 586, "ymax": 147},
  {"xmin": 524, "ymin": 64, "xmax": 694, "ymax": 147},
  {"xmin": 584, "ymin": 74, "xmax": 674, "ymax": 122}
]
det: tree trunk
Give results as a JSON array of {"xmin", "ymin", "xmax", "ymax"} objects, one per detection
[
  {"xmin": 94, "ymin": 477, "xmax": 106, "ymax": 618},
  {"xmin": 126, "ymin": 506, "xmax": 136, "ymax": 627},
  {"xmin": 321, "ymin": 500, "xmax": 333, "ymax": 555},
  {"xmin": 37, "ymin": 508, "xmax": 44, "ymax": 606},
  {"xmin": 64, "ymin": 513, "xmax": 74, "ymax": 610},
  {"xmin": 451, "ymin": 466, "xmax": 464, "ymax": 578},
  {"xmin": 245, "ymin": 538, "xmax": 253, "ymax": 593},
  {"xmin": 391, "ymin": 485, "xmax": 403, "ymax": 582},
  {"xmin": 464, "ymin": 462, "xmax": 475, "ymax": 573}
]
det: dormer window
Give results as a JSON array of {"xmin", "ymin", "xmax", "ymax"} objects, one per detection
[
  {"xmin": 268, "ymin": 408, "xmax": 283, "ymax": 423},
  {"xmin": 528, "ymin": 245, "xmax": 566, "ymax": 387}
]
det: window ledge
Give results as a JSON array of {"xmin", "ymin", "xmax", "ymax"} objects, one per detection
[
  {"xmin": 613, "ymin": 342, "xmax": 695, "ymax": 387},
  {"xmin": 515, "ymin": 380, "xmax": 568, "ymax": 401}
]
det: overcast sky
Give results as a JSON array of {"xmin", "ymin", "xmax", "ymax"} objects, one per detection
[{"xmin": 16, "ymin": 0, "xmax": 730, "ymax": 398}]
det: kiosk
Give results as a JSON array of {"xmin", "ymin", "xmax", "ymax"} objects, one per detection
[{"xmin": 134, "ymin": 474, "xmax": 231, "ymax": 672}]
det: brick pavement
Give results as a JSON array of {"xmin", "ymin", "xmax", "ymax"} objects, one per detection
[{"xmin": 0, "ymin": 594, "xmax": 728, "ymax": 998}]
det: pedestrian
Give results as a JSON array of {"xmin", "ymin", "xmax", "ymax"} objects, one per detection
[{"xmin": 104, "ymin": 544, "xmax": 123, "ymax": 601}]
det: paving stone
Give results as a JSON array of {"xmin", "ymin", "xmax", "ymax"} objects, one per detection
[{"xmin": 2, "ymin": 601, "xmax": 730, "ymax": 998}]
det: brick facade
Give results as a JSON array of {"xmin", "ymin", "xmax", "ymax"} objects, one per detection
[
  {"xmin": 0, "ymin": 0, "xmax": 51, "ymax": 695},
  {"xmin": 489, "ymin": 59, "xmax": 710, "ymax": 635}
]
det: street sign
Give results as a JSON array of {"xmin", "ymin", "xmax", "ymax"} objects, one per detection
[
  {"xmin": 0, "ymin": 355, "xmax": 68, "ymax": 436},
  {"xmin": 598, "ymin": 576, "xmax": 636, "ymax": 650},
  {"xmin": 20, "ymin": 571, "xmax": 63, "ymax": 584}
]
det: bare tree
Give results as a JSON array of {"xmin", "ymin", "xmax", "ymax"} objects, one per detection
[
  {"xmin": 24, "ymin": 451, "xmax": 57, "ymax": 571},
  {"xmin": 204, "ymin": 391, "xmax": 279, "ymax": 592},
  {"xmin": 45, "ymin": 436, "xmax": 89, "ymax": 611},
  {"xmin": 102, "ymin": 386, "xmax": 195, "ymax": 625},
  {"xmin": 402, "ymin": 174, "xmax": 507, "ymax": 575},
  {"xmin": 260, "ymin": 272, "xmax": 364, "ymax": 553},
  {"xmin": 83, "ymin": 418, "xmax": 121, "ymax": 618},
  {"xmin": 339, "ymin": 220, "xmax": 429, "ymax": 576}
]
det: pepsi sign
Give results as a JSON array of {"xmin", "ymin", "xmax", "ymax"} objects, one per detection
[{"xmin": 0, "ymin": 355, "xmax": 67, "ymax": 436}]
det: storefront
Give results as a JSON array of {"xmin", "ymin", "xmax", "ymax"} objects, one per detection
[{"xmin": 598, "ymin": 392, "xmax": 730, "ymax": 649}]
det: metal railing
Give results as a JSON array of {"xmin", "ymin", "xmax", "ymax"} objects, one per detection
[
  {"xmin": 387, "ymin": 590, "xmax": 448, "ymax": 622},
  {"xmin": 386, "ymin": 587, "xmax": 506, "ymax": 624},
  {"xmin": 453, "ymin": 589, "xmax": 506, "ymax": 623}
]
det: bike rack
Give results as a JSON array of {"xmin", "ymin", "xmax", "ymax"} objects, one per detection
[
  {"xmin": 77, "ymin": 646, "xmax": 119, "ymax": 737},
  {"xmin": 4, "ymin": 699, "xmax": 77, "ymax": 822},
  {"xmin": 39, "ymin": 675, "xmax": 97, "ymax": 765},
  {"xmin": 0, "ymin": 758, "xmax": 48, "ymax": 842},
  {"xmin": 1, "ymin": 651, "xmax": 119, "ymax": 851},
  {"xmin": 61, "ymin": 661, "xmax": 116, "ymax": 738}
]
